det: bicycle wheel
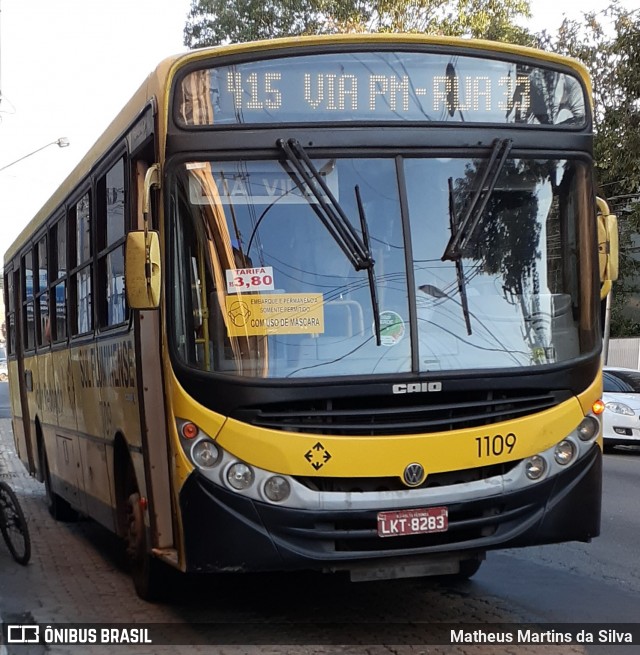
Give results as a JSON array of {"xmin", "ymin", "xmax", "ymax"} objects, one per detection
[{"xmin": 0, "ymin": 481, "xmax": 31, "ymax": 565}]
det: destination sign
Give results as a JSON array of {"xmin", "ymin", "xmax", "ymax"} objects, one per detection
[{"xmin": 176, "ymin": 51, "xmax": 586, "ymax": 127}]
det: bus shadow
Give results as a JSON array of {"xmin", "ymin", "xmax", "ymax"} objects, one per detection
[{"xmin": 54, "ymin": 505, "xmax": 511, "ymax": 638}]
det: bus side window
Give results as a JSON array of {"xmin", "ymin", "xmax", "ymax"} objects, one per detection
[
  {"xmin": 70, "ymin": 193, "xmax": 93, "ymax": 336},
  {"xmin": 50, "ymin": 218, "xmax": 68, "ymax": 343},
  {"xmin": 97, "ymin": 157, "xmax": 128, "ymax": 328},
  {"xmin": 21, "ymin": 250, "xmax": 35, "ymax": 351},
  {"xmin": 36, "ymin": 235, "xmax": 49, "ymax": 348}
]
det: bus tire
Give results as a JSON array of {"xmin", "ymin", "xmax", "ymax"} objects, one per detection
[
  {"xmin": 41, "ymin": 443, "xmax": 78, "ymax": 522},
  {"xmin": 125, "ymin": 492, "xmax": 165, "ymax": 601}
]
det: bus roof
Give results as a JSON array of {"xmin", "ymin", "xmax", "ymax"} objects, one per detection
[{"xmin": 3, "ymin": 33, "xmax": 591, "ymax": 264}]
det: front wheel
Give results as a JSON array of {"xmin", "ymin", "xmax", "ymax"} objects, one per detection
[
  {"xmin": 0, "ymin": 481, "xmax": 31, "ymax": 565},
  {"xmin": 125, "ymin": 492, "xmax": 166, "ymax": 601}
]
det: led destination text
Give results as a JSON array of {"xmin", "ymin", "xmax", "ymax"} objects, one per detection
[
  {"xmin": 178, "ymin": 51, "xmax": 586, "ymax": 126},
  {"xmin": 226, "ymin": 71, "xmax": 531, "ymax": 115}
]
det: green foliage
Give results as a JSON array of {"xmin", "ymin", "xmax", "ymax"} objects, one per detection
[
  {"xmin": 183, "ymin": 0, "xmax": 534, "ymax": 48},
  {"xmin": 536, "ymin": 4, "xmax": 640, "ymax": 338}
]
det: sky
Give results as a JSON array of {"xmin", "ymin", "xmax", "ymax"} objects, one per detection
[{"xmin": 0, "ymin": 0, "xmax": 633, "ymax": 260}]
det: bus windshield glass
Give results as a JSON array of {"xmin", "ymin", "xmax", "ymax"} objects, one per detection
[
  {"xmin": 169, "ymin": 155, "xmax": 597, "ymax": 378},
  {"xmin": 176, "ymin": 51, "xmax": 587, "ymax": 127}
]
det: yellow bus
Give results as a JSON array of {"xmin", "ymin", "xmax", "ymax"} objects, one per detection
[{"xmin": 3, "ymin": 34, "xmax": 618, "ymax": 599}]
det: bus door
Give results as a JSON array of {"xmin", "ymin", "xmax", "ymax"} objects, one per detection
[
  {"xmin": 131, "ymin": 154, "xmax": 174, "ymax": 556},
  {"xmin": 12, "ymin": 266, "xmax": 36, "ymax": 474}
]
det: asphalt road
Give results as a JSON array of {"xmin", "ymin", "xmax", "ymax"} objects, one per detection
[{"xmin": 472, "ymin": 446, "xmax": 640, "ymax": 622}]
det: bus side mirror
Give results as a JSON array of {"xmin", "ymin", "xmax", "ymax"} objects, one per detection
[
  {"xmin": 597, "ymin": 198, "xmax": 619, "ymax": 300},
  {"xmin": 125, "ymin": 230, "xmax": 161, "ymax": 309}
]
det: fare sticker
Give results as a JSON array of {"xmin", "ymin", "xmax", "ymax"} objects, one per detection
[{"xmin": 226, "ymin": 267, "xmax": 274, "ymax": 294}]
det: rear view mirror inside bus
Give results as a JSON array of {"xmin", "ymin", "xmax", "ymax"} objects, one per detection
[{"xmin": 125, "ymin": 230, "xmax": 161, "ymax": 309}]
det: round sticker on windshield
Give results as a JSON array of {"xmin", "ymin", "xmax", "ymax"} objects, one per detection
[{"xmin": 377, "ymin": 311, "xmax": 405, "ymax": 346}]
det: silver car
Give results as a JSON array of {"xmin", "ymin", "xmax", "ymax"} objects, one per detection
[{"xmin": 602, "ymin": 366, "xmax": 640, "ymax": 451}]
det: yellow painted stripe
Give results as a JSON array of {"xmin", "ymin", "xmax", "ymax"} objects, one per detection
[{"xmin": 215, "ymin": 394, "xmax": 585, "ymax": 479}]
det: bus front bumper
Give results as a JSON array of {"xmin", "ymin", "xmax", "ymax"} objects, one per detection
[{"xmin": 179, "ymin": 445, "xmax": 601, "ymax": 574}]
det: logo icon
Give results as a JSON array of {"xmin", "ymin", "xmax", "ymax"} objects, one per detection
[
  {"xmin": 7, "ymin": 625, "xmax": 40, "ymax": 643},
  {"xmin": 403, "ymin": 462, "xmax": 425, "ymax": 487}
]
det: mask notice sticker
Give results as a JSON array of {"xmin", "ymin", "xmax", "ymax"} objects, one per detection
[{"xmin": 225, "ymin": 293, "xmax": 325, "ymax": 336}]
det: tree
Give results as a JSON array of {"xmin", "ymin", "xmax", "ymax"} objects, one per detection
[
  {"xmin": 184, "ymin": 0, "xmax": 534, "ymax": 49},
  {"xmin": 537, "ymin": 5, "xmax": 640, "ymax": 337}
]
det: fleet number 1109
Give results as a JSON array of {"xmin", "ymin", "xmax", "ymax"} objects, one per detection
[{"xmin": 475, "ymin": 433, "xmax": 517, "ymax": 458}]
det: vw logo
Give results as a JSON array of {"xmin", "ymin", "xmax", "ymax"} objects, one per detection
[{"xmin": 403, "ymin": 462, "xmax": 425, "ymax": 487}]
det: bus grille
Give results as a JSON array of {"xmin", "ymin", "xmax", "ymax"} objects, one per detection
[
  {"xmin": 240, "ymin": 389, "xmax": 570, "ymax": 436},
  {"xmin": 294, "ymin": 460, "xmax": 519, "ymax": 492},
  {"xmin": 267, "ymin": 498, "xmax": 537, "ymax": 555}
]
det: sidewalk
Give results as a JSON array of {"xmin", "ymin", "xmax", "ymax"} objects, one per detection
[
  {"xmin": 0, "ymin": 419, "xmax": 217, "ymax": 654},
  {"xmin": 0, "ymin": 419, "xmax": 38, "ymax": 495}
]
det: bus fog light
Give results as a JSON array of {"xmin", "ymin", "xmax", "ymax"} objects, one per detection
[
  {"xmin": 192, "ymin": 440, "xmax": 220, "ymax": 468},
  {"xmin": 227, "ymin": 463, "xmax": 255, "ymax": 490},
  {"xmin": 264, "ymin": 476, "xmax": 290, "ymax": 502},
  {"xmin": 577, "ymin": 416, "xmax": 599, "ymax": 441},
  {"xmin": 525, "ymin": 455, "xmax": 547, "ymax": 480},
  {"xmin": 554, "ymin": 440, "xmax": 576, "ymax": 465}
]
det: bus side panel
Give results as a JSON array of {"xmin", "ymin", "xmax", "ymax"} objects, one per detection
[
  {"xmin": 53, "ymin": 429, "xmax": 85, "ymax": 511},
  {"xmin": 33, "ymin": 350, "xmax": 58, "ymax": 477},
  {"xmin": 71, "ymin": 344, "xmax": 104, "ymax": 449},
  {"xmin": 7, "ymin": 359, "xmax": 27, "ymax": 466},
  {"xmin": 78, "ymin": 437, "xmax": 115, "ymax": 530},
  {"xmin": 45, "ymin": 348, "xmax": 80, "ymax": 507},
  {"xmin": 86, "ymin": 332, "xmax": 139, "ymax": 532},
  {"xmin": 23, "ymin": 353, "xmax": 40, "ymax": 476},
  {"xmin": 54, "ymin": 348, "xmax": 78, "ymax": 434}
]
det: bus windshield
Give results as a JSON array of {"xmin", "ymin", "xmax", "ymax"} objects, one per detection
[{"xmin": 169, "ymin": 154, "xmax": 597, "ymax": 378}]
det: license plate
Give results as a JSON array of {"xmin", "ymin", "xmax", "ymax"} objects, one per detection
[{"xmin": 377, "ymin": 507, "xmax": 448, "ymax": 538}]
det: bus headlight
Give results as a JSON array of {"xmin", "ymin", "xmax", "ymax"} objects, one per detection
[
  {"xmin": 192, "ymin": 440, "xmax": 220, "ymax": 468},
  {"xmin": 525, "ymin": 455, "xmax": 547, "ymax": 480},
  {"xmin": 554, "ymin": 439, "xmax": 576, "ymax": 465},
  {"xmin": 264, "ymin": 476, "xmax": 291, "ymax": 502},
  {"xmin": 227, "ymin": 462, "xmax": 255, "ymax": 490},
  {"xmin": 577, "ymin": 416, "xmax": 599, "ymax": 441}
]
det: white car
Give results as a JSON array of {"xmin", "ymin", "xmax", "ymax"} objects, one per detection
[{"xmin": 602, "ymin": 366, "xmax": 640, "ymax": 451}]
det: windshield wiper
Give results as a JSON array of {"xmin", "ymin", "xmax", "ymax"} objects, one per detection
[
  {"xmin": 355, "ymin": 185, "xmax": 382, "ymax": 346},
  {"xmin": 441, "ymin": 138, "xmax": 512, "ymax": 262},
  {"xmin": 421, "ymin": 180, "xmax": 473, "ymax": 334},
  {"xmin": 277, "ymin": 138, "xmax": 382, "ymax": 345},
  {"xmin": 277, "ymin": 138, "xmax": 373, "ymax": 271},
  {"xmin": 448, "ymin": 177, "xmax": 473, "ymax": 335}
]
